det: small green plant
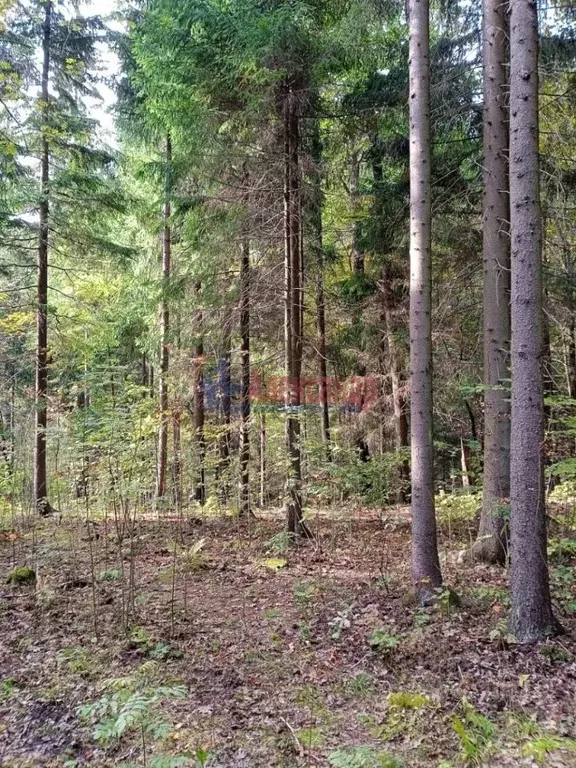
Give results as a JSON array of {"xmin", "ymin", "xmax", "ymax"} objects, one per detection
[
  {"xmin": 434, "ymin": 587, "xmax": 460, "ymax": 616},
  {"xmin": 345, "ymin": 672, "xmax": 374, "ymax": 697},
  {"xmin": 452, "ymin": 698, "xmax": 495, "ymax": 764},
  {"xmin": 182, "ymin": 538, "xmax": 208, "ymax": 571},
  {"xmin": 78, "ymin": 676, "xmax": 188, "ymax": 759},
  {"xmin": 57, "ymin": 647, "xmax": 95, "ymax": 677},
  {"xmin": 329, "ymin": 604, "xmax": 354, "ymax": 640},
  {"xmin": 413, "ymin": 607, "xmax": 433, "ymax": 627},
  {"xmin": 387, "ymin": 691, "xmax": 431, "ymax": 710},
  {"xmin": 6, "ymin": 566, "xmax": 35, "ymax": 585},
  {"xmin": 268, "ymin": 531, "xmax": 296, "ymax": 553},
  {"xmin": 521, "ymin": 735, "xmax": 576, "ymax": 765},
  {"xmin": 328, "ymin": 746, "xmax": 402, "ymax": 768},
  {"xmin": 488, "ymin": 619, "xmax": 516, "ymax": 648},
  {"xmin": 296, "ymin": 726, "xmax": 325, "ymax": 749},
  {"xmin": 98, "ymin": 568, "xmax": 121, "ymax": 581},
  {"xmin": 0, "ymin": 678, "xmax": 18, "ymax": 700},
  {"xmin": 368, "ymin": 628, "xmax": 400, "ymax": 656}
]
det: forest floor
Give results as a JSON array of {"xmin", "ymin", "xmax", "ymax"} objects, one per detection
[{"xmin": 1, "ymin": 501, "xmax": 576, "ymax": 768}]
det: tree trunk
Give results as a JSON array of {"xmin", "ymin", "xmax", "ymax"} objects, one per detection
[
  {"xmin": 509, "ymin": 0, "xmax": 559, "ymax": 643},
  {"xmin": 34, "ymin": 0, "xmax": 53, "ymax": 516},
  {"xmin": 155, "ymin": 134, "xmax": 172, "ymax": 505},
  {"xmin": 350, "ymin": 153, "xmax": 364, "ymax": 274},
  {"xmin": 310, "ymin": 120, "xmax": 331, "ymax": 457},
  {"xmin": 217, "ymin": 308, "xmax": 232, "ymax": 503},
  {"xmin": 238, "ymin": 238, "xmax": 251, "ymax": 517},
  {"xmin": 408, "ymin": 0, "xmax": 442, "ymax": 598},
  {"xmin": 259, "ymin": 411, "xmax": 266, "ymax": 508},
  {"xmin": 193, "ymin": 281, "xmax": 206, "ymax": 506},
  {"xmin": 472, "ymin": 0, "xmax": 512, "ymax": 562},
  {"xmin": 284, "ymin": 86, "xmax": 308, "ymax": 537},
  {"xmin": 382, "ymin": 264, "xmax": 410, "ymax": 503}
]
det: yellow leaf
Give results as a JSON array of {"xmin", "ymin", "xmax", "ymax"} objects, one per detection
[{"xmin": 260, "ymin": 557, "xmax": 288, "ymax": 571}]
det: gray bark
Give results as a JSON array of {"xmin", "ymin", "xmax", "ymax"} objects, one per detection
[
  {"xmin": 474, "ymin": 0, "xmax": 511, "ymax": 563},
  {"xmin": 155, "ymin": 134, "xmax": 172, "ymax": 504},
  {"xmin": 408, "ymin": 0, "xmax": 442, "ymax": 597},
  {"xmin": 509, "ymin": 0, "xmax": 558, "ymax": 642},
  {"xmin": 238, "ymin": 238, "xmax": 251, "ymax": 517},
  {"xmin": 35, "ymin": 0, "xmax": 53, "ymax": 516}
]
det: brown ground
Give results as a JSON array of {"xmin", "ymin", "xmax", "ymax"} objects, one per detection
[{"xmin": 1, "ymin": 505, "xmax": 576, "ymax": 767}]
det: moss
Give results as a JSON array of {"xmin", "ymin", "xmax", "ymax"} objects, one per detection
[{"xmin": 6, "ymin": 566, "xmax": 36, "ymax": 585}]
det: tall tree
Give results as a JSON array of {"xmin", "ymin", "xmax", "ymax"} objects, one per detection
[
  {"xmin": 155, "ymin": 134, "xmax": 172, "ymax": 504},
  {"xmin": 408, "ymin": 0, "xmax": 442, "ymax": 597},
  {"xmin": 238, "ymin": 236, "xmax": 251, "ymax": 517},
  {"xmin": 472, "ymin": 0, "xmax": 511, "ymax": 563},
  {"xmin": 193, "ymin": 281, "xmax": 206, "ymax": 505},
  {"xmin": 508, "ymin": 0, "xmax": 558, "ymax": 642},
  {"xmin": 34, "ymin": 0, "xmax": 52, "ymax": 516},
  {"xmin": 284, "ymin": 85, "xmax": 306, "ymax": 536}
]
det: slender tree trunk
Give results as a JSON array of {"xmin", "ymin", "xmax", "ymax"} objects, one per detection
[
  {"xmin": 34, "ymin": 0, "xmax": 53, "ymax": 516},
  {"xmin": 471, "ymin": 0, "xmax": 511, "ymax": 562},
  {"xmin": 382, "ymin": 264, "xmax": 410, "ymax": 502},
  {"xmin": 509, "ymin": 0, "xmax": 559, "ymax": 643},
  {"xmin": 217, "ymin": 308, "xmax": 232, "ymax": 503},
  {"xmin": 193, "ymin": 281, "xmax": 206, "ymax": 506},
  {"xmin": 284, "ymin": 86, "xmax": 308, "ymax": 537},
  {"xmin": 259, "ymin": 411, "xmax": 266, "ymax": 508},
  {"xmin": 350, "ymin": 153, "xmax": 364, "ymax": 274},
  {"xmin": 238, "ymin": 237, "xmax": 251, "ymax": 517},
  {"xmin": 310, "ymin": 120, "xmax": 331, "ymax": 457},
  {"xmin": 155, "ymin": 134, "xmax": 172, "ymax": 505},
  {"xmin": 408, "ymin": 0, "xmax": 442, "ymax": 598}
]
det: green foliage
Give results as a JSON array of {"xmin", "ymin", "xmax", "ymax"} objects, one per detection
[
  {"xmin": 78, "ymin": 674, "xmax": 187, "ymax": 751},
  {"xmin": 329, "ymin": 604, "xmax": 354, "ymax": 640},
  {"xmin": 328, "ymin": 746, "xmax": 402, "ymax": 768},
  {"xmin": 345, "ymin": 672, "xmax": 374, "ymax": 697},
  {"xmin": 368, "ymin": 628, "xmax": 400, "ymax": 655},
  {"xmin": 521, "ymin": 735, "xmax": 576, "ymax": 764},
  {"xmin": 386, "ymin": 691, "xmax": 431, "ymax": 710},
  {"xmin": 452, "ymin": 698, "xmax": 495, "ymax": 764},
  {"xmin": 6, "ymin": 566, "xmax": 35, "ymax": 585}
]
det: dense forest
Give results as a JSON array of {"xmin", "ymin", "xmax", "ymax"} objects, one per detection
[{"xmin": 2, "ymin": 0, "xmax": 576, "ymax": 766}]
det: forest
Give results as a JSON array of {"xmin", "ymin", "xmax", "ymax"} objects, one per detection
[{"xmin": 1, "ymin": 0, "xmax": 576, "ymax": 765}]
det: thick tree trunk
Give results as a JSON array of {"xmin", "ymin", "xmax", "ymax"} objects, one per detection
[
  {"xmin": 34, "ymin": 0, "xmax": 53, "ymax": 516},
  {"xmin": 238, "ymin": 238, "xmax": 251, "ymax": 517},
  {"xmin": 155, "ymin": 134, "xmax": 172, "ymax": 504},
  {"xmin": 193, "ymin": 281, "xmax": 206, "ymax": 506},
  {"xmin": 408, "ymin": 0, "xmax": 442, "ymax": 598},
  {"xmin": 284, "ymin": 87, "xmax": 308, "ymax": 537},
  {"xmin": 473, "ymin": 0, "xmax": 511, "ymax": 563},
  {"xmin": 509, "ymin": 0, "xmax": 559, "ymax": 643}
]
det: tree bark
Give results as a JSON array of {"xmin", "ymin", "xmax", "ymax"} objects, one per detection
[
  {"xmin": 509, "ymin": 0, "xmax": 559, "ymax": 643},
  {"xmin": 193, "ymin": 281, "xmax": 206, "ymax": 506},
  {"xmin": 284, "ymin": 86, "xmax": 308, "ymax": 537},
  {"xmin": 238, "ymin": 237, "xmax": 251, "ymax": 517},
  {"xmin": 34, "ymin": 0, "xmax": 53, "ymax": 516},
  {"xmin": 259, "ymin": 410, "xmax": 266, "ymax": 508},
  {"xmin": 350, "ymin": 153, "xmax": 364, "ymax": 274},
  {"xmin": 382, "ymin": 264, "xmax": 410, "ymax": 503},
  {"xmin": 217, "ymin": 307, "xmax": 232, "ymax": 503},
  {"xmin": 155, "ymin": 134, "xmax": 172, "ymax": 505},
  {"xmin": 408, "ymin": 0, "xmax": 442, "ymax": 598},
  {"xmin": 310, "ymin": 120, "xmax": 331, "ymax": 458},
  {"xmin": 472, "ymin": 0, "xmax": 511, "ymax": 563}
]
